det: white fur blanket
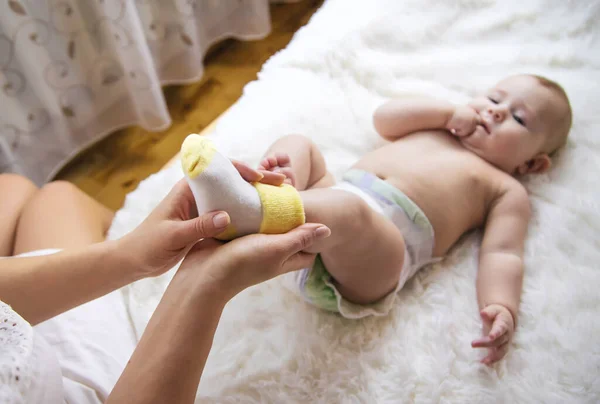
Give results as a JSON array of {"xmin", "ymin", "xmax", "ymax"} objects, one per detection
[{"xmin": 108, "ymin": 0, "xmax": 600, "ymax": 401}]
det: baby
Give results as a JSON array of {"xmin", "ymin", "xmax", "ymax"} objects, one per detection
[{"xmin": 181, "ymin": 74, "xmax": 572, "ymax": 365}]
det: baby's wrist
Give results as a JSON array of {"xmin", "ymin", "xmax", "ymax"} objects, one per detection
[{"xmin": 486, "ymin": 302, "xmax": 518, "ymax": 329}]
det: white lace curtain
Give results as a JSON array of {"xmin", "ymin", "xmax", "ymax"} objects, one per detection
[{"xmin": 0, "ymin": 0, "xmax": 294, "ymax": 185}]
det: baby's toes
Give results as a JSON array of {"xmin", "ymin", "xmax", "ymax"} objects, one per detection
[
  {"xmin": 258, "ymin": 156, "xmax": 275, "ymax": 171},
  {"xmin": 275, "ymin": 167, "xmax": 296, "ymax": 187}
]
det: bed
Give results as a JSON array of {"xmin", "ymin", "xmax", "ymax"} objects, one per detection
[{"xmin": 108, "ymin": 0, "xmax": 600, "ymax": 402}]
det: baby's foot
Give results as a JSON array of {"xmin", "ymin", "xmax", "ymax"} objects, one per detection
[
  {"xmin": 258, "ymin": 153, "xmax": 296, "ymax": 187},
  {"xmin": 181, "ymin": 134, "xmax": 305, "ymax": 239}
]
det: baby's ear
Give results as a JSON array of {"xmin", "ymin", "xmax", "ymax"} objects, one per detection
[{"xmin": 517, "ymin": 154, "xmax": 551, "ymax": 175}]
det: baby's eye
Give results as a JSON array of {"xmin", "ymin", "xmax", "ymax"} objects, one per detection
[
  {"xmin": 487, "ymin": 97, "xmax": 498, "ymax": 104},
  {"xmin": 513, "ymin": 114, "xmax": 525, "ymax": 126}
]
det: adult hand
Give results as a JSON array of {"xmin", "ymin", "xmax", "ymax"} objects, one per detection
[
  {"xmin": 118, "ymin": 178, "xmax": 229, "ymax": 279},
  {"xmin": 178, "ymin": 223, "xmax": 331, "ymax": 301},
  {"xmin": 120, "ymin": 160, "xmax": 286, "ymax": 279},
  {"xmin": 232, "ymin": 158, "xmax": 287, "ymax": 186},
  {"xmin": 108, "ymin": 223, "xmax": 330, "ymax": 404}
]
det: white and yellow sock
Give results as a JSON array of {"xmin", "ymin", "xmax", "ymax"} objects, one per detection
[{"xmin": 181, "ymin": 134, "xmax": 305, "ymax": 240}]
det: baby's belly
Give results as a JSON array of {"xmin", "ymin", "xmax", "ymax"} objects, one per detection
[{"xmin": 350, "ymin": 166, "xmax": 486, "ymax": 256}]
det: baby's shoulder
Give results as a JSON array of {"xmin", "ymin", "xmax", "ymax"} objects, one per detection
[{"xmin": 486, "ymin": 173, "xmax": 531, "ymax": 214}]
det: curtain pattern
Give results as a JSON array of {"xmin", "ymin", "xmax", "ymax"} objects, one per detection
[{"xmin": 0, "ymin": 0, "xmax": 280, "ymax": 184}]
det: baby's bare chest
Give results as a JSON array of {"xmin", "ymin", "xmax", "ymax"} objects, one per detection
[
  {"xmin": 355, "ymin": 132, "xmax": 506, "ymax": 251},
  {"xmin": 360, "ymin": 131, "xmax": 496, "ymax": 188}
]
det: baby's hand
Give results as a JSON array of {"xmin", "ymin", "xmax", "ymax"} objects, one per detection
[
  {"xmin": 446, "ymin": 105, "xmax": 481, "ymax": 137},
  {"xmin": 471, "ymin": 304, "xmax": 515, "ymax": 366},
  {"xmin": 258, "ymin": 153, "xmax": 296, "ymax": 187}
]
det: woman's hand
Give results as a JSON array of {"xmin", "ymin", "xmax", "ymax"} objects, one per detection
[
  {"xmin": 108, "ymin": 222, "xmax": 330, "ymax": 404},
  {"xmin": 119, "ymin": 178, "xmax": 228, "ymax": 278},
  {"xmin": 178, "ymin": 223, "xmax": 331, "ymax": 301},
  {"xmin": 120, "ymin": 160, "xmax": 286, "ymax": 279},
  {"xmin": 232, "ymin": 158, "xmax": 287, "ymax": 186}
]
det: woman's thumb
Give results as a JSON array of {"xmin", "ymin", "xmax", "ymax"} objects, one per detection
[
  {"xmin": 175, "ymin": 211, "xmax": 230, "ymax": 245},
  {"xmin": 276, "ymin": 224, "xmax": 330, "ymax": 270}
]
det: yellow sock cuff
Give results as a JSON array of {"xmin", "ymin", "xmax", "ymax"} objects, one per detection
[
  {"xmin": 216, "ymin": 223, "xmax": 238, "ymax": 241},
  {"xmin": 254, "ymin": 183, "xmax": 305, "ymax": 234},
  {"xmin": 181, "ymin": 134, "xmax": 215, "ymax": 179}
]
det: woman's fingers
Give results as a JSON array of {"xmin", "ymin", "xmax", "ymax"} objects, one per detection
[
  {"xmin": 231, "ymin": 159, "xmax": 264, "ymax": 182},
  {"xmin": 258, "ymin": 170, "xmax": 287, "ymax": 186},
  {"xmin": 274, "ymin": 224, "xmax": 331, "ymax": 274},
  {"xmin": 179, "ymin": 223, "xmax": 331, "ymax": 297},
  {"xmin": 231, "ymin": 158, "xmax": 288, "ymax": 186},
  {"xmin": 174, "ymin": 211, "xmax": 230, "ymax": 246},
  {"xmin": 281, "ymin": 251, "xmax": 318, "ymax": 273}
]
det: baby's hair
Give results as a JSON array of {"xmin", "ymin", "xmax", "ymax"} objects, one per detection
[{"xmin": 528, "ymin": 74, "xmax": 572, "ymax": 155}]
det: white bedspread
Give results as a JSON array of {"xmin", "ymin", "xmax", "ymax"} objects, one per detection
[{"xmin": 108, "ymin": 0, "xmax": 600, "ymax": 402}]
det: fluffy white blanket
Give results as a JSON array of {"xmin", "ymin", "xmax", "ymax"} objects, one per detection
[{"xmin": 108, "ymin": 0, "xmax": 600, "ymax": 401}]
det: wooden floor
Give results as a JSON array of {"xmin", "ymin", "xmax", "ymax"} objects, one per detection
[{"xmin": 55, "ymin": 0, "xmax": 323, "ymax": 211}]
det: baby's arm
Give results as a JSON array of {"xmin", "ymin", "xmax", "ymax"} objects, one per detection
[
  {"xmin": 472, "ymin": 182, "xmax": 530, "ymax": 365},
  {"xmin": 373, "ymin": 97, "xmax": 480, "ymax": 140}
]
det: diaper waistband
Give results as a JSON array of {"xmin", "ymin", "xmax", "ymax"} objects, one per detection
[{"xmin": 342, "ymin": 169, "xmax": 434, "ymax": 239}]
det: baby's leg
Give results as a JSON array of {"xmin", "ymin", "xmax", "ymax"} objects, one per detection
[
  {"xmin": 181, "ymin": 136, "xmax": 401, "ymax": 303},
  {"xmin": 300, "ymin": 188, "xmax": 406, "ymax": 305},
  {"xmin": 260, "ymin": 134, "xmax": 334, "ymax": 191}
]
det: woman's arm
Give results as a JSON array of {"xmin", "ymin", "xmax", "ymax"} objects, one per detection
[
  {"xmin": 107, "ymin": 224, "xmax": 330, "ymax": 404},
  {"xmin": 0, "ymin": 179, "xmax": 237, "ymax": 326},
  {"xmin": 0, "ymin": 241, "xmax": 138, "ymax": 325},
  {"xmin": 0, "ymin": 204, "xmax": 230, "ymax": 326},
  {"xmin": 106, "ymin": 265, "xmax": 227, "ymax": 404},
  {"xmin": 0, "ymin": 163, "xmax": 282, "ymax": 326}
]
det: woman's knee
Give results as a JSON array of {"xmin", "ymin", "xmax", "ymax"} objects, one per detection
[
  {"xmin": 0, "ymin": 173, "xmax": 38, "ymax": 198},
  {"xmin": 37, "ymin": 180, "xmax": 81, "ymax": 202},
  {"xmin": 0, "ymin": 174, "xmax": 39, "ymax": 255},
  {"xmin": 25, "ymin": 180, "xmax": 113, "ymax": 227},
  {"xmin": 37, "ymin": 181, "xmax": 90, "ymax": 207},
  {"xmin": 14, "ymin": 181, "xmax": 114, "ymax": 253},
  {"xmin": 30, "ymin": 181, "xmax": 82, "ymax": 213}
]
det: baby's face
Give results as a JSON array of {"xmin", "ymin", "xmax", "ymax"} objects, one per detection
[{"xmin": 464, "ymin": 75, "xmax": 563, "ymax": 173}]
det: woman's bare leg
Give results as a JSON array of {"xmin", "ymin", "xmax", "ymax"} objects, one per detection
[
  {"xmin": 300, "ymin": 189, "xmax": 406, "ymax": 305},
  {"xmin": 260, "ymin": 134, "xmax": 335, "ymax": 191},
  {"xmin": 13, "ymin": 181, "xmax": 114, "ymax": 255},
  {"xmin": 0, "ymin": 174, "xmax": 39, "ymax": 256}
]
